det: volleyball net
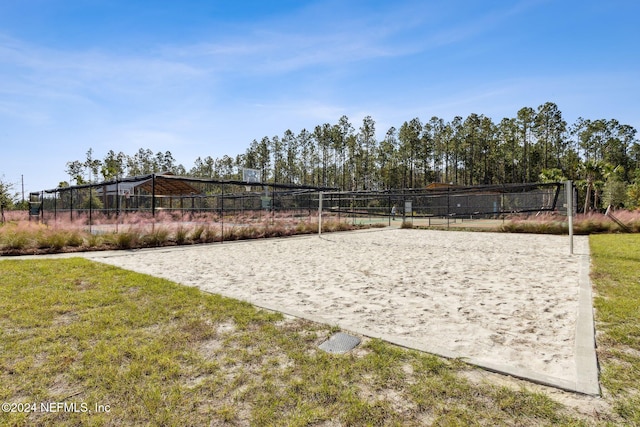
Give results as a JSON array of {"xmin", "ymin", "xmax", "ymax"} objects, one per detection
[{"xmin": 320, "ymin": 182, "xmax": 565, "ymax": 223}]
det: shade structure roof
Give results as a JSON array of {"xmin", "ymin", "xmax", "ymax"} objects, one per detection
[{"xmin": 135, "ymin": 175, "xmax": 199, "ymax": 196}]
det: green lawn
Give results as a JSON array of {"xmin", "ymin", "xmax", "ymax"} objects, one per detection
[
  {"xmin": 0, "ymin": 234, "xmax": 638, "ymax": 426},
  {"xmin": 591, "ymin": 234, "xmax": 640, "ymax": 425}
]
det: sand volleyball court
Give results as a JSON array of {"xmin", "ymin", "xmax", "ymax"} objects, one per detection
[{"xmin": 81, "ymin": 228, "xmax": 598, "ymax": 394}]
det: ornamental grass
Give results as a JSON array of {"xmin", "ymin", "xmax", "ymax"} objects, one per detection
[{"xmin": 0, "ymin": 211, "xmax": 362, "ymax": 255}]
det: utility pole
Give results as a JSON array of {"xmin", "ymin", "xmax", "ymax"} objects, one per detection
[{"xmin": 21, "ymin": 174, "xmax": 24, "ymax": 203}]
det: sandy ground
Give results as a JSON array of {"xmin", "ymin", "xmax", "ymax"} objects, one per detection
[{"xmin": 78, "ymin": 228, "xmax": 591, "ymax": 389}]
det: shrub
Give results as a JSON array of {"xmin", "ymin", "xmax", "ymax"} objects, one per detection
[
  {"xmin": 501, "ymin": 220, "xmax": 566, "ymax": 234},
  {"xmin": 36, "ymin": 230, "xmax": 66, "ymax": 250},
  {"xmin": 174, "ymin": 226, "xmax": 189, "ymax": 245},
  {"xmin": 222, "ymin": 226, "xmax": 239, "ymax": 241},
  {"xmin": 86, "ymin": 233, "xmax": 103, "ymax": 248},
  {"xmin": 295, "ymin": 221, "xmax": 316, "ymax": 234},
  {"xmin": 320, "ymin": 220, "xmax": 356, "ymax": 233},
  {"xmin": 335, "ymin": 221, "xmax": 353, "ymax": 231},
  {"xmin": 501, "ymin": 211, "xmax": 640, "ymax": 234},
  {"xmin": 66, "ymin": 231, "xmax": 85, "ymax": 247},
  {"xmin": 262, "ymin": 221, "xmax": 291, "ymax": 238},
  {"xmin": 202, "ymin": 225, "xmax": 217, "ymax": 243},
  {"xmin": 1, "ymin": 230, "xmax": 32, "ymax": 250},
  {"xmin": 144, "ymin": 226, "xmax": 170, "ymax": 247},
  {"xmin": 191, "ymin": 225, "xmax": 205, "ymax": 242},
  {"xmin": 238, "ymin": 226, "xmax": 260, "ymax": 239},
  {"xmin": 113, "ymin": 229, "xmax": 141, "ymax": 249}
]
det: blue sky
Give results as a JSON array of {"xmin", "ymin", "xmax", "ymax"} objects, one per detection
[{"xmin": 1, "ymin": 0, "xmax": 639, "ymax": 195}]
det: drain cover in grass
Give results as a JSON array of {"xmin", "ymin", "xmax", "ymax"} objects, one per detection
[{"xmin": 319, "ymin": 332, "xmax": 361, "ymax": 354}]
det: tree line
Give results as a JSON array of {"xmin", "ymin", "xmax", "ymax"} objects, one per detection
[{"xmin": 57, "ymin": 101, "xmax": 640, "ymax": 211}]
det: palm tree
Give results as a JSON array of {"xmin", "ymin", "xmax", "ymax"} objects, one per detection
[{"xmin": 579, "ymin": 160, "xmax": 604, "ymax": 213}]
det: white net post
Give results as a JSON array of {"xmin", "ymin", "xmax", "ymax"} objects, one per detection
[
  {"xmin": 566, "ymin": 180, "xmax": 574, "ymax": 255},
  {"xmin": 318, "ymin": 192, "xmax": 323, "ymax": 236}
]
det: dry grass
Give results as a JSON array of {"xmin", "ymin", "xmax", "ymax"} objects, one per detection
[
  {"xmin": 0, "ymin": 211, "xmax": 363, "ymax": 255},
  {"xmin": 3, "ymin": 208, "xmax": 638, "ymax": 255},
  {"xmin": 502, "ymin": 210, "xmax": 640, "ymax": 234}
]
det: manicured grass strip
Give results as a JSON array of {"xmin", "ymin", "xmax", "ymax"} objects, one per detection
[
  {"xmin": 591, "ymin": 234, "xmax": 640, "ymax": 425},
  {"xmin": 0, "ymin": 258, "xmax": 593, "ymax": 426}
]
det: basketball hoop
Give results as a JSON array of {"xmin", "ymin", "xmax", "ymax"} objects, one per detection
[{"xmin": 242, "ymin": 168, "xmax": 261, "ymax": 183}]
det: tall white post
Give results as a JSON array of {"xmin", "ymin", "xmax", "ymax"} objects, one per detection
[
  {"xmin": 318, "ymin": 192, "xmax": 323, "ymax": 236},
  {"xmin": 566, "ymin": 180, "xmax": 574, "ymax": 255}
]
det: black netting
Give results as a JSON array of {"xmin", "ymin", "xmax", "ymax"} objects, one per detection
[{"xmin": 36, "ymin": 175, "xmax": 565, "ymax": 226}]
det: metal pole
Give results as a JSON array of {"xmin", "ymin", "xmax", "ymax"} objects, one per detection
[
  {"xmin": 89, "ymin": 184, "xmax": 93, "ymax": 234},
  {"xmin": 447, "ymin": 187, "xmax": 450, "ymax": 229},
  {"xmin": 318, "ymin": 191, "xmax": 323, "ymax": 236},
  {"xmin": 151, "ymin": 174, "xmax": 156, "ymax": 218},
  {"xmin": 402, "ymin": 196, "xmax": 406, "ymax": 225},
  {"xmin": 115, "ymin": 180, "xmax": 120, "ymax": 234},
  {"xmin": 351, "ymin": 194, "xmax": 356, "ymax": 225},
  {"xmin": 115, "ymin": 180, "xmax": 120, "ymax": 217},
  {"xmin": 566, "ymin": 180, "xmax": 574, "ymax": 255},
  {"xmin": 221, "ymin": 183, "xmax": 224, "ymax": 243}
]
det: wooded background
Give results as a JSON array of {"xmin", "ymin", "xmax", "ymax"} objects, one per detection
[{"xmin": 54, "ymin": 102, "xmax": 640, "ymax": 212}]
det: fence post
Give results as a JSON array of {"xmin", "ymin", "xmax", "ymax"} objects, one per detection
[
  {"xmin": 151, "ymin": 174, "xmax": 156, "ymax": 218},
  {"xmin": 116, "ymin": 179, "xmax": 120, "ymax": 217}
]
